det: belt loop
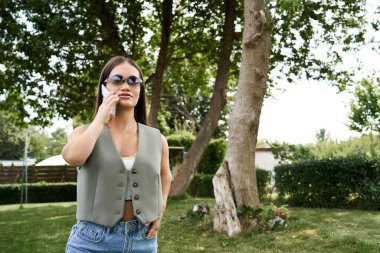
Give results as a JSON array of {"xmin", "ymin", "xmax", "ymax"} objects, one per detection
[
  {"xmin": 137, "ymin": 220, "xmax": 142, "ymax": 231},
  {"xmin": 106, "ymin": 226, "xmax": 111, "ymax": 234}
]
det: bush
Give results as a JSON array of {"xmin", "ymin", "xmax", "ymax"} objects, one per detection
[
  {"xmin": 187, "ymin": 174, "xmax": 214, "ymax": 197},
  {"xmin": 167, "ymin": 131, "xmax": 195, "ymax": 169},
  {"xmin": 166, "ymin": 130, "xmax": 195, "ymax": 150},
  {"xmin": 198, "ymin": 138, "xmax": 226, "ymax": 174},
  {"xmin": 166, "ymin": 131, "xmax": 226, "ymax": 174},
  {"xmin": 0, "ymin": 182, "xmax": 76, "ymax": 204},
  {"xmin": 188, "ymin": 168, "xmax": 272, "ymax": 199},
  {"xmin": 256, "ymin": 168, "xmax": 272, "ymax": 198},
  {"xmin": 274, "ymin": 156, "xmax": 380, "ymax": 210}
]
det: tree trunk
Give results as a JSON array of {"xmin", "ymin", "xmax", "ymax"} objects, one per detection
[
  {"xmin": 148, "ymin": 0, "xmax": 173, "ymax": 127},
  {"xmin": 169, "ymin": 0, "xmax": 236, "ymax": 197},
  {"xmin": 213, "ymin": 162, "xmax": 241, "ymax": 236},
  {"xmin": 213, "ymin": 0, "xmax": 272, "ymax": 236}
]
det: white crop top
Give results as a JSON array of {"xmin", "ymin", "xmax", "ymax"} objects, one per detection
[
  {"xmin": 122, "ymin": 156, "xmax": 136, "ymax": 171},
  {"xmin": 122, "ymin": 154, "xmax": 136, "ymax": 200}
]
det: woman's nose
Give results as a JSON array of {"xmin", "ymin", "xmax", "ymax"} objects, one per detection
[{"xmin": 120, "ymin": 82, "xmax": 131, "ymax": 90}]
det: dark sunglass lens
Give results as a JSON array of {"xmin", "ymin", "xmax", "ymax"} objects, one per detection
[
  {"xmin": 127, "ymin": 76, "xmax": 141, "ymax": 85},
  {"xmin": 110, "ymin": 75, "xmax": 124, "ymax": 84}
]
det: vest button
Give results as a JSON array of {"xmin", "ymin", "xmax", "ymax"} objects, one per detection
[
  {"xmin": 132, "ymin": 169, "xmax": 137, "ymax": 174},
  {"xmin": 133, "ymin": 182, "xmax": 138, "ymax": 187},
  {"xmin": 136, "ymin": 209, "xmax": 141, "ymax": 214},
  {"xmin": 116, "ymin": 196, "xmax": 122, "ymax": 200},
  {"xmin": 134, "ymin": 195, "xmax": 139, "ymax": 200},
  {"xmin": 118, "ymin": 182, "xmax": 123, "ymax": 187}
]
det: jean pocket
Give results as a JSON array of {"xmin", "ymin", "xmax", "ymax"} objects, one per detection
[
  {"xmin": 140, "ymin": 225, "xmax": 157, "ymax": 241},
  {"xmin": 76, "ymin": 221, "xmax": 106, "ymax": 243}
]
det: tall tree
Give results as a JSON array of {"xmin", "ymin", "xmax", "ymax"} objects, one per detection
[
  {"xmin": 169, "ymin": 0, "xmax": 236, "ymax": 196},
  {"xmin": 348, "ymin": 78, "xmax": 380, "ymax": 156},
  {"xmin": 28, "ymin": 128, "xmax": 49, "ymax": 162},
  {"xmin": 148, "ymin": 0, "xmax": 173, "ymax": 127},
  {"xmin": 213, "ymin": 0, "xmax": 272, "ymax": 236},
  {"xmin": 212, "ymin": 0, "xmax": 376, "ymax": 236},
  {"xmin": 315, "ymin": 128, "xmax": 331, "ymax": 143},
  {"xmin": 169, "ymin": 0, "xmax": 373, "ymax": 196},
  {"xmin": 348, "ymin": 78, "xmax": 380, "ymax": 134}
]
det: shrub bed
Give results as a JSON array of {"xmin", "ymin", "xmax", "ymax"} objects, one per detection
[{"xmin": 274, "ymin": 156, "xmax": 380, "ymax": 210}]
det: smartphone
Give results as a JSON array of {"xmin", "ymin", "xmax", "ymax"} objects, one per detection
[{"xmin": 101, "ymin": 84, "xmax": 116, "ymax": 116}]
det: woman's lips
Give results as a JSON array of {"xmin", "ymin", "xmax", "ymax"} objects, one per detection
[{"xmin": 119, "ymin": 93, "xmax": 132, "ymax": 98}]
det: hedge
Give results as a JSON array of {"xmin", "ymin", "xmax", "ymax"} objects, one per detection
[
  {"xmin": 188, "ymin": 168, "xmax": 272, "ymax": 199},
  {"xmin": 0, "ymin": 182, "xmax": 76, "ymax": 205},
  {"xmin": 274, "ymin": 156, "xmax": 380, "ymax": 210},
  {"xmin": 0, "ymin": 169, "xmax": 272, "ymax": 204}
]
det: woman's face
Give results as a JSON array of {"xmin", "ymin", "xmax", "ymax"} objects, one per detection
[{"xmin": 105, "ymin": 61, "xmax": 142, "ymax": 109}]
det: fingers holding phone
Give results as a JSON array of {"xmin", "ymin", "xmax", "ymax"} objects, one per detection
[
  {"xmin": 102, "ymin": 85, "xmax": 118, "ymax": 116},
  {"xmin": 95, "ymin": 85, "xmax": 119, "ymax": 124}
]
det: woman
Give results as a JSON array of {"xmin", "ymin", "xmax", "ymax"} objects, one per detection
[{"xmin": 62, "ymin": 56, "xmax": 172, "ymax": 253}]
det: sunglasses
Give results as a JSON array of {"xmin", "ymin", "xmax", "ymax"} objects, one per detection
[{"xmin": 103, "ymin": 75, "xmax": 143, "ymax": 87}]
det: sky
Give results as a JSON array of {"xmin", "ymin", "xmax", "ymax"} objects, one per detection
[{"xmin": 257, "ymin": 81, "xmax": 361, "ymax": 145}]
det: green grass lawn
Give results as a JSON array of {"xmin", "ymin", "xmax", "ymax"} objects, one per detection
[{"xmin": 0, "ymin": 198, "xmax": 379, "ymax": 253}]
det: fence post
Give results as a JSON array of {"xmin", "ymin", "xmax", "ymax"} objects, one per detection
[{"xmin": 20, "ymin": 128, "xmax": 29, "ymax": 208}]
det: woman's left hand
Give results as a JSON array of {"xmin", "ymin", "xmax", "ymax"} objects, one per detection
[{"xmin": 145, "ymin": 218, "xmax": 161, "ymax": 238}]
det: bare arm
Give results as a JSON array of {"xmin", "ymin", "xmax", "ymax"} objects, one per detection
[
  {"xmin": 146, "ymin": 134, "xmax": 172, "ymax": 238},
  {"xmin": 61, "ymin": 123, "xmax": 103, "ymax": 166},
  {"xmin": 61, "ymin": 91, "xmax": 119, "ymax": 167},
  {"xmin": 160, "ymin": 134, "xmax": 172, "ymax": 215}
]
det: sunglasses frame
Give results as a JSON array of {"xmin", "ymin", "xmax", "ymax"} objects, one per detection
[{"xmin": 103, "ymin": 74, "xmax": 144, "ymax": 87}]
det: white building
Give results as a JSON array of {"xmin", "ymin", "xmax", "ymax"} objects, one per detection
[{"xmin": 255, "ymin": 147, "xmax": 279, "ymax": 172}]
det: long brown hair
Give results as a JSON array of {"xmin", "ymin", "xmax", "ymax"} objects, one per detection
[{"xmin": 94, "ymin": 56, "xmax": 147, "ymax": 125}]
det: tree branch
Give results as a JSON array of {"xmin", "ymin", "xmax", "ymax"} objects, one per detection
[{"xmin": 88, "ymin": 0, "xmax": 125, "ymax": 54}]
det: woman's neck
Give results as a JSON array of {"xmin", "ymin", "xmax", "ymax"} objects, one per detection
[{"xmin": 108, "ymin": 109, "xmax": 137, "ymax": 133}]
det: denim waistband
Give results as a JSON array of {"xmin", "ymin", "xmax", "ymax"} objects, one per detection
[{"xmin": 76, "ymin": 219, "xmax": 142, "ymax": 235}]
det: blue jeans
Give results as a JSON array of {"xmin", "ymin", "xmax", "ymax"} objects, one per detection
[{"xmin": 65, "ymin": 220, "xmax": 157, "ymax": 253}]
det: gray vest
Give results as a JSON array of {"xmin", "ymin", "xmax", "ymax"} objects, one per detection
[{"xmin": 76, "ymin": 123, "xmax": 163, "ymax": 227}]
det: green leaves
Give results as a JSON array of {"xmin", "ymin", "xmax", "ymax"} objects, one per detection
[
  {"xmin": 0, "ymin": 0, "xmax": 377, "ymax": 129},
  {"xmin": 0, "ymin": 111, "xmax": 24, "ymax": 160},
  {"xmin": 348, "ymin": 78, "xmax": 380, "ymax": 133},
  {"xmin": 236, "ymin": 204, "xmax": 289, "ymax": 232},
  {"xmin": 270, "ymin": 0, "xmax": 369, "ymax": 88}
]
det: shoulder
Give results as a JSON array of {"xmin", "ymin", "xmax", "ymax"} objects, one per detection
[
  {"xmin": 139, "ymin": 123, "xmax": 162, "ymax": 138},
  {"xmin": 160, "ymin": 133, "xmax": 168, "ymax": 146},
  {"xmin": 140, "ymin": 123, "xmax": 160, "ymax": 132},
  {"xmin": 160, "ymin": 134, "xmax": 169, "ymax": 155},
  {"xmin": 140, "ymin": 124, "xmax": 167, "ymax": 146}
]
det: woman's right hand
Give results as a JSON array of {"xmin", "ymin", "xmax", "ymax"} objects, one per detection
[
  {"xmin": 94, "ymin": 92, "xmax": 119, "ymax": 125},
  {"xmin": 62, "ymin": 92, "xmax": 119, "ymax": 166}
]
